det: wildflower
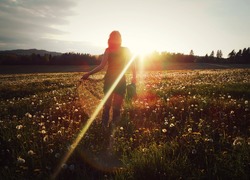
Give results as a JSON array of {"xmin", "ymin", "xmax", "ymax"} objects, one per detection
[
  {"xmin": 233, "ymin": 137, "xmax": 244, "ymax": 146},
  {"xmin": 43, "ymin": 135, "xmax": 48, "ymax": 142},
  {"xmin": 247, "ymin": 138, "xmax": 250, "ymax": 145},
  {"xmin": 25, "ymin": 112, "xmax": 32, "ymax": 118},
  {"xmin": 41, "ymin": 130, "xmax": 46, "ymax": 134},
  {"xmin": 17, "ymin": 134, "xmax": 21, "ymax": 139},
  {"xmin": 74, "ymin": 109, "xmax": 78, "ymax": 112},
  {"xmin": 120, "ymin": 126, "xmax": 124, "ymax": 131},
  {"xmin": 169, "ymin": 123, "xmax": 175, "ymax": 128},
  {"xmin": 188, "ymin": 128, "xmax": 192, "ymax": 133},
  {"xmin": 28, "ymin": 150, "xmax": 35, "ymax": 156},
  {"xmin": 16, "ymin": 125, "xmax": 23, "ymax": 130},
  {"xmin": 244, "ymin": 100, "xmax": 248, "ymax": 105},
  {"xmin": 17, "ymin": 157, "xmax": 25, "ymax": 164},
  {"xmin": 162, "ymin": 129, "xmax": 167, "ymax": 133},
  {"xmin": 192, "ymin": 149, "xmax": 197, "ymax": 154}
]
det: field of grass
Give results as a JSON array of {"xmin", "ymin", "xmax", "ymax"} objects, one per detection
[{"xmin": 0, "ymin": 69, "xmax": 249, "ymax": 179}]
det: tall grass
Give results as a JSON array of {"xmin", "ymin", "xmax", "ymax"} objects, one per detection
[{"xmin": 0, "ymin": 69, "xmax": 249, "ymax": 179}]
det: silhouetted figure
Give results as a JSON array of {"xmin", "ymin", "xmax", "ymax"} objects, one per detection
[{"xmin": 81, "ymin": 31, "xmax": 136, "ymax": 127}]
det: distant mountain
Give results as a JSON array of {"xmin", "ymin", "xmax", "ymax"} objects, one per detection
[{"xmin": 0, "ymin": 49, "xmax": 62, "ymax": 56}]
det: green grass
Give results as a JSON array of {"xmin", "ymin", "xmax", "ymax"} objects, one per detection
[{"xmin": 0, "ymin": 69, "xmax": 249, "ymax": 179}]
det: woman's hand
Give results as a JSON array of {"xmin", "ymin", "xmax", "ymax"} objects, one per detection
[{"xmin": 81, "ymin": 73, "xmax": 90, "ymax": 80}]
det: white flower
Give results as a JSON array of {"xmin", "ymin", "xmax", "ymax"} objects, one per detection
[
  {"xmin": 16, "ymin": 125, "xmax": 23, "ymax": 130},
  {"xmin": 28, "ymin": 150, "xmax": 35, "ymax": 156},
  {"xmin": 170, "ymin": 123, "xmax": 175, "ymax": 128},
  {"xmin": 188, "ymin": 128, "xmax": 192, "ymax": 133},
  {"xmin": 233, "ymin": 137, "xmax": 244, "ymax": 146},
  {"xmin": 17, "ymin": 157, "xmax": 25, "ymax": 164},
  {"xmin": 17, "ymin": 134, "xmax": 21, "ymax": 139},
  {"xmin": 192, "ymin": 149, "xmax": 197, "ymax": 154},
  {"xmin": 162, "ymin": 129, "xmax": 167, "ymax": 133},
  {"xmin": 25, "ymin": 112, "xmax": 32, "ymax": 118}
]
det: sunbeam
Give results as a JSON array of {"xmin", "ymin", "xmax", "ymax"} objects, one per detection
[{"xmin": 51, "ymin": 54, "xmax": 137, "ymax": 179}]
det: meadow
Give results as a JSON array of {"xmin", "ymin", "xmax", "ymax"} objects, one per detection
[{"xmin": 0, "ymin": 68, "xmax": 249, "ymax": 179}]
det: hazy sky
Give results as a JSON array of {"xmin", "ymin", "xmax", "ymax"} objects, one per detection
[{"xmin": 0, "ymin": 0, "xmax": 249, "ymax": 56}]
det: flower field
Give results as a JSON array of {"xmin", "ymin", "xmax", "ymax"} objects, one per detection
[{"xmin": 0, "ymin": 69, "xmax": 249, "ymax": 179}]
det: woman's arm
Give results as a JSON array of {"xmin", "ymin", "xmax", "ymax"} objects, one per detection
[{"xmin": 81, "ymin": 50, "xmax": 108, "ymax": 80}]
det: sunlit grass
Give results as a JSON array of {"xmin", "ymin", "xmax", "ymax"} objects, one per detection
[{"xmin": 0, "ymin": 69, "xmax": 249, "ymax": 179}]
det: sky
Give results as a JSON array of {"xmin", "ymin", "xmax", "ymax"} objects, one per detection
[{"xmin": 0, "ymin": 0, "xmax": 249, "ymax": 56}]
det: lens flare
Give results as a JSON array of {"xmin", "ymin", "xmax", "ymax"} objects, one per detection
[{"xmin": 51, "ymin": 54, "xmax": 137, "ymax": 179}]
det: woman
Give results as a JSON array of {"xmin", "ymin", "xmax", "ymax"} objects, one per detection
[{"xmin": 81, "ymin": 31, "xmax": 136, "ymax": 127}]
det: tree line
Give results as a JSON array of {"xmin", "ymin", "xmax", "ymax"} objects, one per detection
[
  {"xmin": 0, "ymin": 47, "xmax": 249, "ymax": 66},
  {"xmin": 0, "ymin": 52, "xmax": 100, "ymax": 65}
]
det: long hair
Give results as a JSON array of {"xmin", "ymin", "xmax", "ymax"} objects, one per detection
[{"xmin": 108, "ymin": 31, "xmax": 121, "ymax": 50}]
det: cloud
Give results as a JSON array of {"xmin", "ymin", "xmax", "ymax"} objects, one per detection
[{"xmin": 0, "ymin": 0, "xmax": 77, "ymax": 51}]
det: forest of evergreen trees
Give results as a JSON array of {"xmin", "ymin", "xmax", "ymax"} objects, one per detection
[
  {"xmin": 0, "ymin": 47, "xmax": 249, "ymax": 66},
  {"xmin": 0, "ymin": 52, "xmax": 100, "ymax": 65}
]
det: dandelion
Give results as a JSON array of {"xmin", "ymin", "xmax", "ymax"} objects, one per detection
[
  {"xmin": 244, "ymin": 100, "xmax": 248, "ymax": 105},
  {"xmin": 120, "ymin": 126, "xmax": 124, "ymax": 131},
  {"xmin": 170, "ymin": 123, "xmax": 175, "ymax": 128},
  {"xmin": 16, "ymin": 125, "xmax": 23, "ymax": 130},
  {"xmin": 17, "ymin": 134, "xmax": 21, "ymax": 139},
  {"xmin": 188, "ymin": 128, "xmax": 192, "ymax": 133},
  {"xmin": 25, "ymin": 112, "xmax": 32, "ymax": 118},
  {"xmin": 28, "ymin": 150, "xmax": 35, "ymax": 156},
  {"xmin": 41, "ymin": 130, "xmax": 47, "ymax": 134},
  {"xmin": 43, "ymin": 135, "xmax": 48, "ymax": 142},
  {"xmin": 247, "ymin": 138, "xmax": 250, "ymax": 145},
  {"xmin": 74, "ymin": 109, "xmax": 78, "ymax": 112},
  {"xmin": 17, "ymin": 157, "xmax": 25, "ymax": 164},
  {"xmin": 233, "ymin": 137, "xmax": 244, "ymax": 146},
  {"xmin": 192, "ymin": 149, "xmax": 197, "ymax": 154},
  {"xmin": 162, "ymin": 129, "xmax": 167, "ymax": 133}
]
